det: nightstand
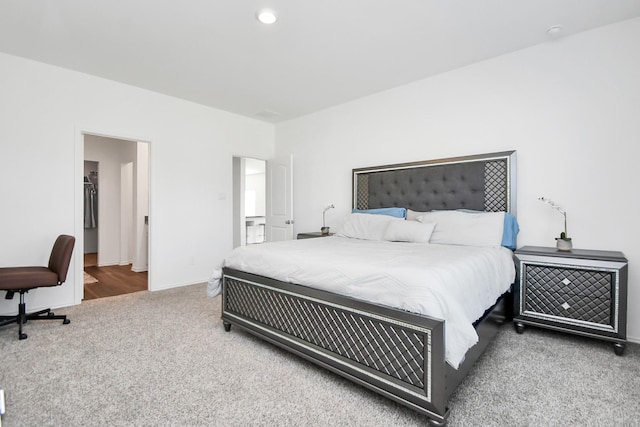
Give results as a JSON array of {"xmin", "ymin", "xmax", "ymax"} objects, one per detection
[
  {"xmin": 296, "ymin": 232, "xmax": 335, "ymax": 239},
  {"xmin": 513, "ymin": 246, "xmax": 628, "ymax": 355}
]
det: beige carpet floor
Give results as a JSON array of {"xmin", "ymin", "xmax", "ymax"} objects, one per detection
[{"xmin": 0, "ymin": 283, "xmax": 638, "ymax": 426}]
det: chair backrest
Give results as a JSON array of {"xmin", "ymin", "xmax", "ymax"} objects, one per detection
[{"xmin": 47, "ymin": 235, "xmax": 76, "ymax": 283}]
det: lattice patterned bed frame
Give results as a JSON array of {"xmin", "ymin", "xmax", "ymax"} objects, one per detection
[{"xmin": 222, "ymin": 151, "xmax": 516, "ymax": 426}]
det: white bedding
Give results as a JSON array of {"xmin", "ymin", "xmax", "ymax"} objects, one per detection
[{"xmin": 208, "ymin": 236, "xmax": 515, "ymax": 369}]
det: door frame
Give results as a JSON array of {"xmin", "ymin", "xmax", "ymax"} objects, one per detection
[{"xmin": 74, "ymin": 126, "xmax": 152, "ymax": 304}]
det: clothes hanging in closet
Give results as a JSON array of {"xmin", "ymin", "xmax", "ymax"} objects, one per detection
[{"xmin": 84, "ymin": 175, "xmax": 98, "ymax": 229}]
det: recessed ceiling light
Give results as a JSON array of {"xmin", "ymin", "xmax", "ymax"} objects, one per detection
[
  {"xmin": 257, "ymin": 9, "xmax": 277, "ymax": 25},
  {"xmin": 546, "ymin": 25, "xmax": 564, "ymax": 37}
]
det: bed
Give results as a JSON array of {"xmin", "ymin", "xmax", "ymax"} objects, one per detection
[{"xmin": 212, "ymin": 150, "xmax": 517, "ymax": 426}]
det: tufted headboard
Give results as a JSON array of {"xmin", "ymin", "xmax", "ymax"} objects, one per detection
[{"xmin": 353, "ymin": 151, "xmax": 516, "ymax": 214}]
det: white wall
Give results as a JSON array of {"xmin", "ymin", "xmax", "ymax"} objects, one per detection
[
  {"xmin": 275, "ymin": 18, "xmax": 640, "ymax": 341},
  {"xmin": 0, "ymin": 52, "xmax": 274, "ymax": 314}
]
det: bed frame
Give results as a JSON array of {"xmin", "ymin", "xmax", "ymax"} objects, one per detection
[{"xmin": 221, "ymin": 150, "xmax": 516, "ymax": 426}]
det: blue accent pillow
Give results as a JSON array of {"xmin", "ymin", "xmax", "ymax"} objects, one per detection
[
  {"xmin": 352, "ymin": 207, "xmax": 407, "ymax": 219},
  {"xmin": 502, "ymin": 213, "xmax": 519, "ymax": 250}
]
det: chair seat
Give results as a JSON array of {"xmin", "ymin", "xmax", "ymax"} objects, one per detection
[{"xmin": 0, "ymin": 267, "xmax": 59, "ymax": 291}]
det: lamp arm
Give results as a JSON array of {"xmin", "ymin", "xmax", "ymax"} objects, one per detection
[{"xmin": 322, "ymin": 204, "xmax": 334, "ymax": 228}]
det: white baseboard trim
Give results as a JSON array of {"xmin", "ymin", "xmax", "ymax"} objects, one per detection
[
  {"xmin": 97, "ymin": 262, "xmax": 120, "ymax": 267},
  {"xmin": 151, "ymin": 280, "xmax": 206, "ymax": 292}
]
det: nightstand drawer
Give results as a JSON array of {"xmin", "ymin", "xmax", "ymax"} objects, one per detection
[
  {"xmin": 523, "ymin": 264, "xmax": 613, "ymax": 300},
  {"xmin": 524, "ymin": 289, "xmax": 612, "ymax": 326}
]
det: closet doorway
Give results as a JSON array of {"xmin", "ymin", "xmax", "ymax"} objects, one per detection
[{"xmin": 83, "ymin": 135, "xmax": 149, "ymax": 300}]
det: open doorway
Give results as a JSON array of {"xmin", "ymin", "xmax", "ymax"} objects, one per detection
[
  {"xmin": 232, "ymin": 157, "xmax": 266, "ymax": 248},
  {"xmin": 82, "ymin": 134, "xmax": 149, "ymax": 300}
]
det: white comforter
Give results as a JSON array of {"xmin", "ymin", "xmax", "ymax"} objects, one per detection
[{"xmin": 208, "ymin": 236, "xmax": 515, "ymax": 369}]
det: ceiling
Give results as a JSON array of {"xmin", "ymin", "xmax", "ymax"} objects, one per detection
[{"xmin": 1, "ymin": 1, "xmax": 640, "ymax": 123}]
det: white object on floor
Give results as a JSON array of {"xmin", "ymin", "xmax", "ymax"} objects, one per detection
[{"xmin": 0, "ymin": 388, "xmax": 5, "ymax": 426}]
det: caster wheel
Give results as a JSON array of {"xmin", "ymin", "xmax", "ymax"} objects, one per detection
[
  {"xmin": 514, "ymin": 322, "xmax": 525, "ymax": 334},
  {"xmin": 63, "ymin": 319, "xmax": 71, "ymax": 325},
  {"xmin": 427, "ymin": 417, "xmax": 447, "ymax": 427},
  {"xmin": 614, "ymin": 343, "xmax": 625, "ymax": 356}
]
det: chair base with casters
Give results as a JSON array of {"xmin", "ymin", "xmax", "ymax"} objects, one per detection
[
  {"xmin": 0, "ymin": 290, "xmax": 71, "ymax": 340},
  {"xmin": 0, "ymin": 235, "xmax": 75, "ymax": 340}
]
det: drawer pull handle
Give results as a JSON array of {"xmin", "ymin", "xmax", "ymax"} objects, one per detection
[
  {"xmin": 561, "ymin": 302, "xmax": 571, "ymax": 310},
  {"xmin": 562, "ymin": 278, "xmax": 571, "ymax": 285}
]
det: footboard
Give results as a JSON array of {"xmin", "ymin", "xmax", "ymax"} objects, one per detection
[{"xmin": 221, "ymin": 268, "xmax": 449, "ymax": 425}]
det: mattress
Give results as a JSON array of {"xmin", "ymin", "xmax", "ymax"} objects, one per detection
[{"xmin": 209, "ymin": 236, "xmax": 515, "ymax": 368}]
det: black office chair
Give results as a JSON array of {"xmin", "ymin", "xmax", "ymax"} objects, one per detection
[{"xmin": 0, "ymin": 235, "xmax": 75, "ymax": 340}]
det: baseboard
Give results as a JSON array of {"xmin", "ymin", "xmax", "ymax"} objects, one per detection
[
  {"xmin": 131, "ymin": 265, "xmax": 148, "ymax": 273},
  {"xmin": 98, "ymin": 262, "xmax": 120, "ymax": 267},
  {"xmin": 150, "ymin": 280, "xmax": 206, "ymax": 292}
]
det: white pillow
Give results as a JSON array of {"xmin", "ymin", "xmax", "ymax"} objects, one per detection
[
  {"xmin": 336, "ymin": 213, "xmax": 401, "ymax": 240},
  {"xmin": 417, "ymin": 210, "xmax": 505, "ymax": 247},
  {"xmin": 383, "ymin": 220, "xmax": 436, "ymax": 243},
  {"xmin": 406, "ymin": 208, "xmax": 428, "ymax": 221}
]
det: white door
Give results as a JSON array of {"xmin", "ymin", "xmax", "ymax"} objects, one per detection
[{"xmin": 266, "ymin": 155, "xmax": 293, "ymax": 241}]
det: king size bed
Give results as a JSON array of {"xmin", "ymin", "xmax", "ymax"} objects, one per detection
[{"xmin": 210, "ymin": 151, "xmax": 517, "ymax": 426}]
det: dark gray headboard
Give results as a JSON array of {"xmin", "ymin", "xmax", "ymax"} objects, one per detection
[{"xmin": 353, "ymin": 151, "xmax": 516, "ymax": 214}]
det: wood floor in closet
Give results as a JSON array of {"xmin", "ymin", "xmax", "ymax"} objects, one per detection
[{"xmin": 83, "ymin": 253, "xmax": 148, "ymax": 300}]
